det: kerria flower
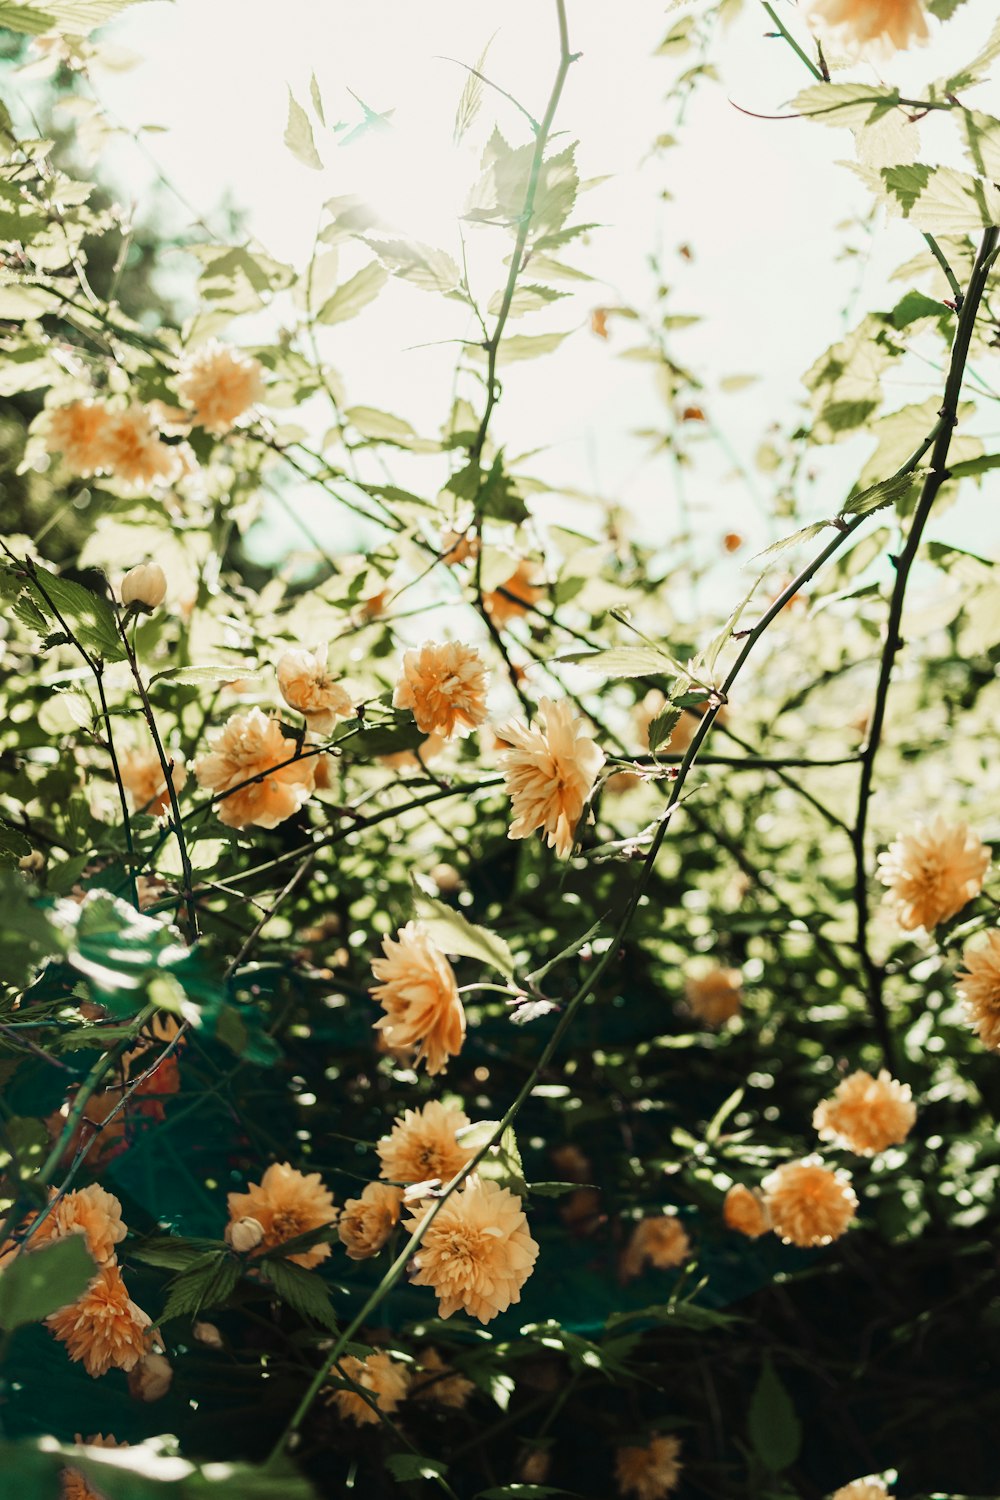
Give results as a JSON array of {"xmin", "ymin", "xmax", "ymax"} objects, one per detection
[
  {"xmin": 723, "ymin": 1184, "xmax": 771, "ymax": 1239},
  {"xmin": 45, "ymin": 399, "xmax": 111, "ymax": 477},
  {"xmin": 441, "ymin": 526, "xmax": 477, "ymax": 565},
  {"xmin": 685, "ymin": 966, "xmax": 743, "ymax": 1026},
  {"xmin": 61, "ymin": 1435, "xmax": 129, "ymax": 1500},
  {"xmin": 615, "ymin": 1434, "xmax": 683, "ymax": 1500},
  {"xmin": 621, "ymin": 1215, "xmax": 691, "ymax": 1279},
  {"xmin": 762, "ymin": 1157, "xmax": 858, "ymax": 1248},
  {"xmin": 376, "ymin": 1099, "xmax": 474, "ymax": 1186},
  {"xmin": 128, "ymin": 1348, "xmax": 173, "ymax": 1401},
  {"xmin": 877, "ymin": 817, "xmax": 989, "ymax": 932},
  {"xmin": 337, "ymin": 1183, "xmax": 403, "ymax": 1260},
  {"xmin": 227, "ymin": 1161, "xmax": 337, "ymax": 1269},
  {"xmin": 498, "ymin": 698, "xmax": 605, "ymax": 860},
  {"xmin": 405, "ymin": 1174, "xmax": 539, "ymax": 1324},
  {"xmin": 831, "ymin": 1482, "xmax": 890, "ymax": 1500},
  {"xmin": 411, "ymin": 1347, "xmax": 475, "ymax": 1409},
  {"xmin": 813, "ymin": 1070, "xmax": 916, "ymax": 1156},
  {"xmin": 807, "ymin": 0, "xmax": 928, "ymax": 53},
  {"xmin": 956, "ymin": 929, "xmax": 1000, "ymax": 1050},
  {"xmin": 193, "ymin": 708, "xmax": 316, "ymax": 829},
  {"xmin": 30, "ymin": 1185, "xmax": 126, "ymax": 1266},
  {"xmin": 101, "ymin": 405, "xmax": 180, "ymax": 491},
  {"xmin": 370, "ymin": 921, "xmax": 466, "ymax": 1076},
  {"xmin": 176, "ymin": 339, "xmax": 265, "ymax": 435},
  {"xmin": 392, "ymin": 640, "xmax": 490, "ymax": 740},
  {"xmin": 329, "ymin": 1351, "xmax": 410, "ymax": 1426},
  {"xmin": 484, "ymin": 559, "xmax": 543, "ymax": 626},
  {"xmin": 47, "ymin": 1262, "xmax": 151, "ymax": 1378},
  {"xmin": 119, "ymin": 745, "xmax": 187, "ymax": 817},
  {"xmin": 276, "ymin": 645, "xmax": 353, "ymax": 734},
  {"xmin": 378, "ymin": 732, "xmax": 447, "ymax": 773}
]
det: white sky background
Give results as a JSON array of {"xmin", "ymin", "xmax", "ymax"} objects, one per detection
[{"xmin": 13, "ymin": 0, "xmax": 1000, "ymax": 578}]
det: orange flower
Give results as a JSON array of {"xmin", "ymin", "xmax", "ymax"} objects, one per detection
[
  {"xmin": 621, "ymin": 1215, "xmax": 691, "ymax": 1279},
  {"xmin": 813, "ymin": 1070, "xmax": 916, "ymax": 1156},
  {"xmin": 194, "ymin": 708, "xmax": 315, "ymax": 829},
  {"xmin": 615, "ymin": 1435, "xmax": 683, "ymax": 1500},
  {"xmin": 227, "ymin": 1161, "xmax": 337, "ymax": 1268},
  {"xmin": 956, "ymin": 929, "xmax": 1000, "ymax": 1050},
  {"xmin": 46, "ymin": 400, "xmax": 111, "ymax": 477},
  {"xmin": 392, "ymin": 641, "xmax": 490, "ymax": 740},
  {"xmin": 762, "ymin": 1157, "xmax": 857, "ymax": 1248},
  {"xmin": 276, "ymin": 645, "xmax": 353, "ymax": 734},
  {"xmin": 61, "ymin": 1435, "xmax": 128, "ymax": 1500},
  {"xmin": 684, "ymin": 966, "xmax": 742, "ymax": 1026},
  {"xmin": 337, "ymin": 1182, "xmax": 403, "ymax": 1260},
  {"xmin": 807, "ymin": 0, "xmax": 928, "ymax": 53},
  {"xmin": 484, "ymin": 560, "xmax": 543, "ymax": 626},
  {"xmin": 30, "ymin": 1185, "xmax": 126, "ymax": 1265},
  {"xmin": 377, "ymin": 1099, "xmax": 474, "ymax": 1186},
  {"xmin": 441, "ymin": 526, "xmax": 478, "ymax": 565},
  {"xmin": 47, "ymin": 1262, "xmax": 151, "ymax": 1378},
  {"xmin": 101, "ymin": 406, "xmax": 180, "ymax": 491},
  {"xmin": 119, "ymin": 744, "xmax": 187, "ymax": 816},
  {"xmin": 378, "ymin": 732, "xmax": 447, "ymax": 773},
  {"xmin": 330, "ymin": 1350, "xmax": 410, "ymax": 1426},
  {"xmin": 411, "ymin": 1347, "xmax": 475, "ymax": 1409},
  {"xmin": 176, "ymin": 339, "xmax": 265, "ymax": 435},
  {"xmin": 405, "ymin": 1174, "xmax": 538, "ymax": 1324},
  {"xmin": 723, "ymin": 1184, "xmax": 771, "ymax": 1239},
  {"xmin": 498, "ymin": 698, "xmax": 605, "ymax": 859},
  {"xmin": 831, "ymin": 1482, "xmax": 890, "ymax": 1500},
  {"xmin": 877, "ymin": 817, "xmax": 989, "ymax": 932},
  {"xmin": 370, "ymin": 921, "xmax": 466, "ymax": 1076}
]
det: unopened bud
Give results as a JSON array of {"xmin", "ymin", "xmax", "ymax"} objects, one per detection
[
  {"xmin": 121, "ymin": 563, "xmax": 167, "ymax": 610},
  {"xmin": 430, "ymin": 862, "xmax": 461, "ymax": 894},
  {"xmin": 128, "ymin": 1350, "xmax": 173, "ymax": 1401},
  {"xmin": 18, "ymin": 851, "xmax": 45, "ymax": 875},
  {"xmin": 192, "ymin": 1320, "xmax": 224, "ymax": 1349},
  {"xmin": 226, "ymin": 1215, "xmax": 264, "ymax": 1253}
]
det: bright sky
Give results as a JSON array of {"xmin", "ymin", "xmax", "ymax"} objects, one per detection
[{"xmin": 10, "ymin": 0, "xmax": 1000, "ymax": 570}]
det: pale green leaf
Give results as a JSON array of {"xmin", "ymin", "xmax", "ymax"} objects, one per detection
[
  {"xmin": 284, "ymin": 90, "xmax": 323, "ymax": 170},
  {"xmin": 316, "ymin": 260, "xmax": 388, "ymax": 324},
  {"xmin": 417, "ymin": 897, "xmax": 515, "ymax": 979}
]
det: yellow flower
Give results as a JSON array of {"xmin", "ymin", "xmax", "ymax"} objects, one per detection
[
  {"xmin": 405, "ymin": 1174, "xmax": 538, "ymax": 1324},
  {"xmin": 813, "ymin": 1070, "xmax": 916, "ymax": 1156},
  {"xmin": 176, "ymin": 339, "xmax": 265, "ymax": 435},
  {"xmin": 723, "ymin": 1184, "xmax": 771, "ymax": 1239},
  {"xmin": 392, "ymin": 640, "xmax": 490, "ymax": 740},
  {"xmin": 31, "ymin": 1185, "xmax": 127, "ymax": 1265},
  {"xmin": 227, "ymin": 1161, "xmax": 337, "ymax": 1268},
  {"xmin": 61, "ymin": 1436, "xmax": 129, "ymax": 1500},
  {"xmin": 46, "ymin": 400, "xmax": 111, "ymax": 478},
  {"xmin": 377, "ymin": 1100, "xmax": 474, "ymax": 1186},
  {"xmin": 411, "ymin": 1347, "xmax": 475, "ymax": 1409},
  {"xmin": 615, "ymin": 1434, "xmax": 683, "ymax": 1500},
  {"xmin": 956, "ymin": 929, "xmax": 1000, "ymax": 1050},
  {"xmin": 330, "ymin": 1350, "xmax": 410, "ymax": 1426},
  {"xmin": 194, "ymin": 708, "xmax": 315, "ymax": 829},
  {"xmin": 119, "ymin": 744, "xmax": 187, "ymax": 817},
  {"xmin": 685, "ymin": 966, "xmax": 742, "ymax": 1026},
  {"xmin": 831, "ymin": 1483, "xmax": 890, "ymax": 1500},
  {"xmin": 877, "ymin": 816, "xmax": 989, "ymax": 932},
  {"xmin": 621, "ymin": 1215, "xmax": 691, "ymax": 1279},
  {"xmin": 807, "ymin": 0, "xmax": 928, "ymax": 54},
  {"xmin": 47, "ymin": 1263, "xmax": 151, "ymax": 1378},
  {"xmin": 498, "ymin": 698, "xmax": 605, "ymax": 860},
  {"xmin": 762, "ymin": 1157, "xmax": 858, "ymax": 1248},
  {"xmin": 276, "ymin": 645, "xmax": 353, "ymax": 734},
  {"xmin": 337, "ymin": 1182, "xmax": 403, "ymax": 1260},
  {"xmin": 127, "ymin": 1349, "xmax": 173, "ymax": 1401},
  {"xmin": 370, "ymin": 921, "xmax": 466, "ymax": 1076},
  {"xmin": 484, "ymin": 560, "xmax": 543, "ymax": 626},
  {"xmin": 100, "ymin": 405, "xmax": 180, "ymax": 491}
]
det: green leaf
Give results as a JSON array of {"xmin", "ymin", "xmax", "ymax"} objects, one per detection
[
  {"xmin": 148, "ymin": 663, "xmax": 261, "ymax": 687},
  {"xmin": 525, "ymin": 1181, "xmax": 587, "ymax": 1198},
  {"xmin": 0, "ymin": 819, "xmax": 31, "ymax": 863},
  {"xmin": 0, "ymin": 1235, "xmax": 97, "ymax": 1330},
  {"xmin": 748, "ymin": 1357, "xmax": 802, "ymax": 1473},
  {"xmin": 556, "ymin": 646, "xmax": 669, "ymax": 679},
  {"xmin": 416, "ymin": 897, "xmax": 516, "ymax": 979},
  {"xmin": 751, "ymin": 522, "xmax": 831, "ymax": 565},
  {"xmin": 366, "ymin": 236, "xmax": 460, "ymax": 292},
  {"xmin": 386, "ymin": 1455, "xmax": 450, "ymax": 1485},
  {"xmin": 284, "ymin": 90, "xmax": 323, "ymax": 170},
  {"xmin": 161, "ymin": 1251, "xmax": 239, "ymax": 1323},
  {"xmin": 453, "ymin": 36, "xmax": 493, "ymax": 145},
  {"xmin": 495, "ymin": 330, "xmax": 570, "ymax": 364},
  {"xmin": 958, "ymin": 109, "xmax": 1000, "ymax": 180},
  {"xmin": 875, "ymin": 163, "xmax": 1000, "ymax": 232},
  {"xmin": 261, "ymin": 1259, "xmax": 338, "ymax": 1330},
  {"xmin": 0, "ymin": 3, "xmax": 53, "ymax": 33},
  {"xmin": 131, "ymin": 1235, "xmax": 230, "ymax": 1271},
  {"xmin": 839, "ymin": 468, "xmax": 926, "ymax": 520},
  {"xmin": 890, "ymin": 289, "xmax": 951, "ymax": 328},
  {"xmin": 647, "ymin": 703, "xmax": 682, "ymax": 753},
  {"xmin": 5, "ymin": 561, "xmax": 124, "ymax": 663},
  {"xmin": 316, "ymin": 261, "xmax": 388, "ymax": 324},
  {"xmin": 0, "ymin": 1438, "xmax": 319, "ymax": 1498},
  {"xmin": 791, "ymin": 82, "xmax": 900, "ymax": 128}
]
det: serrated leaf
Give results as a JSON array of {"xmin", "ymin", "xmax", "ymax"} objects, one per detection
[
  {"xmin": 417, "ymin": 897, "xmax": 515, "ymax": 979},
  {"xmin": 556, "ymin": 646, "xmax": 670, "ymax": 679},
  {"xmin": 131, "ymin": 1236, "xmax": 230, "ymax": 1271},
  {"xmin": 839, "ymin": 468, "xmax": 926, "ymax": 519},
  {"xmin": 876, "ymin": 163, "xmax": 1000, "ymax": 232},
  {"xmin": 309, "ymin": 71, "xmax": 325, "ymax": 125},
  {"xmin": 366, "ymin": 236, "xmax": 460, "ymax": 292},
  {"xmin": 750, "ymin": 522, "xmax": 831, "ymax": 564},
  {"xmin": 285, "ymin": 90, "xmax": 323, "ymax": 170},
  {"xmin": 261, "ymin": 1259, "xmax": 338, "ymax": 1330},
  {"xmin": 647, "ymin": 703, "xmax": 682, "ymax": 753},
  {"xmin": 453, "ymin": 35, "xmax": 493, "ymax": 144},
  {"xmin": 791, "ymin": 82, "xmax": 900, "ymax": 128},
  {"xmin": 149, "ymin": 663, "xmax": 261, "ymax": 687},
  {"xmin": 495, "ymin": 330, "xmax": 570, "ymax": 364},
  {"xmin": 748, "ymin": 1357, "xmax": 802, "ymax": 1473},
  {"xmin": 316, "ymin": 260, "xmax": 388, "ymax": 324},
  {"xmin": 6, "ymin": 561, "xmax": 124, "ymax": 662},
  {"xmin": 0, "ymin": 1235, "xmax": 97, "ymax": 1330},
  {"xmin": 161, "ymin": 1251, "xmax": 239, "ymax": 1323}
]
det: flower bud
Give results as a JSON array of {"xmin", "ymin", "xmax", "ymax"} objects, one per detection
[
  {"xmin": 18, "ymin": 851, "xmax": 45, "ymax": 875},
  {"xmin": 121, "ymin": 563, "xmax": 167, "ymax": 610},
  {"xmin": 193, "ymin": 1320, "xmax": 224, "ymax": 1349},
  {"xmin": 128, "ymin": 1350, "xmax": 173, "ymax": 1401},
  {"xmin": 226, "ymin": 1215, "xmax": 264, "ymax": 1253}
]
